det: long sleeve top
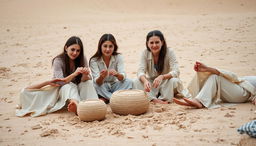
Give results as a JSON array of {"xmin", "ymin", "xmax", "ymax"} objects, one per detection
[
  {"xmin": 89, "ymin": 54, "xmax": 126, "ymax": 84},
  {"xmin": 52, "ymin": 55, "xmax": 89, "ymax": 84},
  {"xmin": 137, "ymin": 48, "xmax": 180, "ymax": 80}
]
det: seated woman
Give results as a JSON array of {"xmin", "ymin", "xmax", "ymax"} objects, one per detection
[
  {"xmin": 16, "ymin": 36, "xmax": 98, "ymax": 117},
  {"xmin": 133, "ymin": 30, "xmax": 189, "ymax": 104},
  {"xmin": 173, "ymin": 61, "xmax": 256, "ymax": 108},
  {"xmin": 89, "ymin": 34, "xmax": 133, "ymax": 103}
]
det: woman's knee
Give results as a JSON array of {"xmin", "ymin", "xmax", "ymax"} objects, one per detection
[
  {"xmin": 208, "ymin": 74, "xmax": 218, "ymax": 80},
  {"xmin": 60, "ymin": 83, "xmax": 77, "ymax": 92},
  {"xmin": 79, "ymin": 80, "xmax": 93, "ymax": 87},
  {"xmin": 166, "ymin": 77, "xmax": 180, "ymax": 85}
]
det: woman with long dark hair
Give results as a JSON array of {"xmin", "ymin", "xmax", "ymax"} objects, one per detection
[
  {"xmin": 89, "ymin": 34, "xmax": 133, "ymax": 103},
  {"xmin": 134, "ymin": 30, "xmax": 187, "ymax": 104},
  {"xmin": 16, "ymin": 36, "xmax": 98, "ymax": 117}
]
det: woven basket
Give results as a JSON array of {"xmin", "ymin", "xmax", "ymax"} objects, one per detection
[
  {"xmin": 110, "ymin": 89, "xmax": 149, "ymax": 115},
  {"xmin": 77, "ymin": 99, "xmax": 107, "ymax": 122}
]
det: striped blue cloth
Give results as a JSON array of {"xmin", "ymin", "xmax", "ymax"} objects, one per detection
[{"xmin": 237, "ymin": 120, "xmax": 256, "ymax": 138}]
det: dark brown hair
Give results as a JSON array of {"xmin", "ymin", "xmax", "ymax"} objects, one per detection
[
  {"xmin": 146, "ymin": 30, "xmax": 167, "ymax": 74},
  {"xmin": 89, "ymin": 33, "xmax": 119, "ymax": 63},
  {"xmin": 52, "ymin": 36, "xmax": 85, "ymax": 84}
]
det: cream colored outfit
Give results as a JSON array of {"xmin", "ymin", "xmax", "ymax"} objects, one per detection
[
  {"xmin": 187, "ymin": 70, "xmax": 256, "ymax": 108},
  {"xmin": 16, "ymin": 57, "xmax": 98, "ymax": 117},
  {"xmin": 133, "ymin": 48, "xmax": 190, "ymax": 101},
  {"xmin": 16, "ymin": 81, "xmax": 96, "ymax": 117}
]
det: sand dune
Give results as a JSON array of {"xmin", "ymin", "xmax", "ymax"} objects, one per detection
[{"xmin": 0, "ymin": 0, "xmax": 256, "ymax": 145}]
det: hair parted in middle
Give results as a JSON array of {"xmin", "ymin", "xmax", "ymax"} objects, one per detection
[
  {"xmin": 146, "ymin": 30, "xmax": 167, "ymax": 74},
  {"xmin": 90, "ymin": 33, "xmax": 119, "ymax": 63}
]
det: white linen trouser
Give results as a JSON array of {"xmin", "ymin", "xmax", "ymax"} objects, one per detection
[
  {"xmin": 196, "ymin": 74, "xmax": 250, "ymax": 108},
  {"xmin": 133, "ymin": 78, "xmax": 180, "ymax": 101},
  {"xmin": 16, "ymin": 80, "xmax": 98, "ymax": 117}
]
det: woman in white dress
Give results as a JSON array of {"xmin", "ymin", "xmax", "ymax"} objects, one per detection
[
  {"xmin": 173, "ymin": 61, "xmax": 256, "ymax": 108},
  {"xmin": 16, "ymin": 36, "xmax": 98, "ymax": 117}
]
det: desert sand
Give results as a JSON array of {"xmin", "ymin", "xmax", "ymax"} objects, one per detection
[{"xmin": 0, "ymin": 0, "xmax": 256, "ymax": 145}]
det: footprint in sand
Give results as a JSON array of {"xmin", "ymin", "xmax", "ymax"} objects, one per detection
[
  {"xmin": 153, "ymin": 125, "xmax": 162, "ymax": 130},
  {"xmin": 0, "ymin": 67, "xmax": 10, "ymax": 73},
  {"xmin": 31, "ymin": 124, "xmax": 42, "ymax": 130},
  {"xmin": 16, "ymin": 63, "xmax": 29, "ymax": 68},
  {"xmin": 224, "ymin": 113, "xmax": 234, "ymax": 118},
  {"xmin": 40, "ymin": 129, "xmax": 58, "ymax": 137}
]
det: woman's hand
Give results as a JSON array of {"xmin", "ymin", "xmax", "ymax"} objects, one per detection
[
  {"xmin": 81, "ymin": 67, "xmax": 90, "ymax": 75},
  {"xmin": 74, "ymin": 67, "xmax": 84, "ymax": 76},
  {"xmin": 153, "ymin": 75, "xmax": 164, "ymax": 88},
  {"xmin": 144, "ymin": 80, "xmax": 151, "ymax": 92},
  {"xmin": 108, "ymin": 69, "xmax": 118, "ymax": 76},
  {"xmin": 194, "ymin": 61, "xmax": 209, "ymax": 72},
  {"xmin": 100, "ymin": 69, "xmax": 108, "ymax": 79},
  {"xmin": 80, "ymin": 67, "xmax": 91, "ymax": 81}
]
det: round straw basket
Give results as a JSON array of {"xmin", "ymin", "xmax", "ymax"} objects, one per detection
[
  {"xmin": 110, "ymin": 90, "xmax": 149, "ymax": 115},
  {"xmin": 77, "ymin": 99, "xmax": 107, "ymax": 122}
]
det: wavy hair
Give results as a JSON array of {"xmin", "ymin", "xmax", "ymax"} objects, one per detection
[{"xmin": 52, "ymin": 36, "xmax": 85, "ymax": 84}]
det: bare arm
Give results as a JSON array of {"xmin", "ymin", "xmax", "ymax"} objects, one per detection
[
  {"xmin": 25, "ymin": 78, "xmax": 64, "ymax": 89},
  {"xmin": 63, "ymin": 67, "xmax": 84, "ymax": 83}
]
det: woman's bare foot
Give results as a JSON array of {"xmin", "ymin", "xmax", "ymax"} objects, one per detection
[
  {"xmin": 173, "ymin": 98, "xmax": 192, "ymax": 106},
  {"xmin": 68, "ymin": 99, "xmax": 78, "ymax": 114},
  {"xmin": 152, "ymin": 99, "xmax": 168, "ymax": 104},
  {"xmin": 183, "ymin": 98, "xmax": 203, "ymax": 108}
]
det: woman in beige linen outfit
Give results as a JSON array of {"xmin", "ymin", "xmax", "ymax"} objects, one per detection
[
  {"xmin": 16, "ymin": 36, "xmax": 98, "ymax": 117},
  {"xmin": 133, "ymin": 30, "xmax": 190, "ymax": 104},
  {"xmin": 173, "ymin": 61, "xmax": 256, "ymax": 108}
]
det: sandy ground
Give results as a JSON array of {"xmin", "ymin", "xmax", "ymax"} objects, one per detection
[{"xmin": 0, "ymin": 0, "xmax": 256, "ymax": 145}]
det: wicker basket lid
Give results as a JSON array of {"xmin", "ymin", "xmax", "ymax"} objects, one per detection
[
  {"xmin": 110, "ymin": 89, "xmax": 149, "ymax": 115},
  {"xmin": 77, "ymin": 99, "xmax": 107, "ymax": 122}
]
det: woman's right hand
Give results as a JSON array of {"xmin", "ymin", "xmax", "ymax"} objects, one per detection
[
  {"xmin": 74, "ymin": 67, "xmax": 84, "ymax": 76},
  {"xmin": 100, "ymin": 69, "xmax": 108, "ymax": 79},
  {"xmin": 144, "ymin": 80, "xmax": 151, "ymax": 92}
]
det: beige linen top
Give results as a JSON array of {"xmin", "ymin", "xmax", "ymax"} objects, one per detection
[{"xmin": 137, "ymin": 48, "xmax": 180, "ymax": 80}]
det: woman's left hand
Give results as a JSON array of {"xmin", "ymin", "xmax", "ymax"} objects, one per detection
[
  {"xmin": 153, "ymin": 75, "xmax": 164, "ymax": 88},
  {"xmin": 108, "ymin": 69, "xmax": 118, "ymax": 76},
  {"xmin": 81, "ymin": 67, "xmax": 90, "ymax": 75}
]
